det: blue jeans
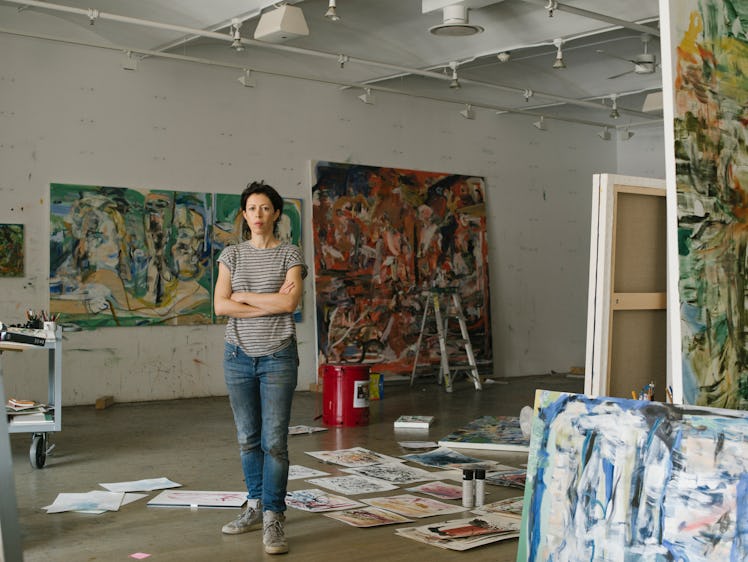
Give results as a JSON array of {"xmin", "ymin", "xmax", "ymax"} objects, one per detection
[{"xmin": 223, "ymin": 340, "xmax": 298, "ymax": 513}]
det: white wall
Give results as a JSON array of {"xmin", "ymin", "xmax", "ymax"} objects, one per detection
[
  {"xmin": 617, "ymin": 124, "xmax": 666, "ymax": 179},
  {"xmin": 0, "ymin": 30, "xmax": 664, "ymax": 405}
]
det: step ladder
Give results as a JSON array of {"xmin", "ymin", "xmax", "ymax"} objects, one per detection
[{"xmin": 410, "ymin": 288, "xmax": 483, "ymax": 392}]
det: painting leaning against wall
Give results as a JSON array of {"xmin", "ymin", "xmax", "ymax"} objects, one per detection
[
  {"xmin": 671, "ymin": 0, "xmax": 748, "ymax": 409},
  {"xmin": 49, "ymin": 183, "xmax": 213, "ymax": 328},
  {"xmin": 0, "ymin": 224, "xmax": 24, "ymax": 277},
  {"xmin": 311, "ymin": 161, "xmax": 491, "ymax": 378}
]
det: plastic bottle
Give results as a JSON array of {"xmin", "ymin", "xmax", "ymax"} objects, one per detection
[
  {"xmin": 474, "ymin": 468, "xmax": 486, "ymax": 507},
  {"xmin": 462, "ymin": 469, "xmax": 475, "ymax": 508}
]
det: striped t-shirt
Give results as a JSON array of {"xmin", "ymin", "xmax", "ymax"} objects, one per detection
[{"xmin": 218, "ymin": 241, "xmax": 307, "ymax": 356}]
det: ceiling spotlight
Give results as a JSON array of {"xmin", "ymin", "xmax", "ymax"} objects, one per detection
[
  {"xmin": 598, "ymin": 126, "xmax": 612, "ymax": 141},
  {"xmin": 619, "ymin": 128, "xmax": 635, "ymax": 141},
  {"xmin": 325, "ymin": 0, "xmax": 340, "ymax": 21},
  {"xmin": 533, "ymin": 116, "xmax": 547, "ymax": 130},
  {"xmin": 231, "ymin": 18, "xmax": 244, "ymax": 52},
  {"xmin": 523, "ymin": 88, "xmax": 534, "ymax": 102},
  {"xmin": 358, "ymin": 88, "xmax": 374, "ymax": 104},
  {"xmin": 448, "ymin": 61, "xmax": 460, "ymax": 89},
  {"xmin": 545, "ymin": 0, "xmax": 558, "ymax": 17},
  {"xmin": 459, "ymin": 104, "xmax": 475, "ymax": 120},
  {"xmin": 497, "ymin": 51, "xmax": 511, "ymax": 63},
  {"xmin": 337, "ymin": 54, "xmax": 349, "ymax": 68},
  {"xmin": 237, "ymin": 69, "xmax": 255, "ymax": 87},
  {"xmin": 552, "ymin": 38, "xmax": 566, "ymax": 69},
  {"xmin": 121, "ymin": 50, "xmax": 138, "ymax": 71},
  {"xmin": 609, "ymin": 94, "xmax": 620, "ymax": 119}
]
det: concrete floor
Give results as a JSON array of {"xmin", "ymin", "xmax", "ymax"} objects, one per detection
[{"xmin": 8, "ymin": 373, "xmax": 583, "ymax": 561}]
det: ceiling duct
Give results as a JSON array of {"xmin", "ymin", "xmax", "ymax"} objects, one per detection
[{"xmin": 429, "ymin": 4, "xmax": 484, "ymax": 36}]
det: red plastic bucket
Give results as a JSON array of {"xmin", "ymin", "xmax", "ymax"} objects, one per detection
[{"xmin": 322, "ymin": 364, "xmax": 370, "ymax": 426}]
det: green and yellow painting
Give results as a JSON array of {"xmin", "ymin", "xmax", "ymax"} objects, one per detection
[
  {"xmin": 50, "ymin": 184, "xmax": 213, "ymax": 328},
  {"xmin": 0, "ymin": 224, "xmax": 24, "ymax": 277},
  {"xmin": 673, "ymin": 0, "xmax": 748, "ymax": 409}
]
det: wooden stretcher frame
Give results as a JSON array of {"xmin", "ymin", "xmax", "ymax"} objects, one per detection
[{"xmin": 584, "ymin": 174, "xmax": 669, "ymax": 401}]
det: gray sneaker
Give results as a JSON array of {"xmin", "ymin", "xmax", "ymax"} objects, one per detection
[
  {"xmin": 263, "ymin": 511, "xmax": 288, "ymax": 554},
  {"xmin": 221, "ymin": 502, "xmax": 262, "ymax": 535}
]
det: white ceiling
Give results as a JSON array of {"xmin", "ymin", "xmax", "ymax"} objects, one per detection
[{"xmin": 0, "ymin": 0, "xmax": 663, "ymax": 129}]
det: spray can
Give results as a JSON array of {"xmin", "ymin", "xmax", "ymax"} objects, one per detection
[
  {"xmin": 474, "ymin": 468, "xmax": 486, "ymax": 507},
  {"xmin": 462, "ymin": 469, "xmax": 475, "ymax": 508}
]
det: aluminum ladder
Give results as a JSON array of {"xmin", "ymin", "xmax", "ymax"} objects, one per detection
[{"xmin": 410, "ymin": 288, "xmax": 483, "ymax": 392}]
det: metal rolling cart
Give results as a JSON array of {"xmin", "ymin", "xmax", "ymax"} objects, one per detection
[{"xmin": 2, "ymin": 324, "xmax": 62, "ymax": 468}]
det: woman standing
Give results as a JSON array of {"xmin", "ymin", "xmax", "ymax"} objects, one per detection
[{"xmin": 214, "ymin": 181, "xmax": 306, "ymax": 555}]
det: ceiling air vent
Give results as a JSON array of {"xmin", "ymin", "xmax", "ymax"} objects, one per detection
[{"xmin": 429, "ymin": 5, "xmax": 484, "ymax": 36}]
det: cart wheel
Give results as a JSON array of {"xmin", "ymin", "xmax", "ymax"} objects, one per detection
[{"xmin": 30, "ymin": 433, "xmax": 47, "ymax": 469}]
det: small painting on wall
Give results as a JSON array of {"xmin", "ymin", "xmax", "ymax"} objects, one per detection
[{"xmin": 0, "ymin": 223, "xmax": 24, "ymax": 277}]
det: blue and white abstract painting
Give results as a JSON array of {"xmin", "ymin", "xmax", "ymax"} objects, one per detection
[{"xmin": 518, "ymin": 390, "xmax": 748, "ymax": 562}]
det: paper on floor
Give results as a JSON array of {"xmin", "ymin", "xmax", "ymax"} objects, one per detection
[
  {"xmin": 45, "ymin": 491, "xmax": 125, "ymax": 514},
  {"xmin": 99, "ymin": 477, "xmax": 181, "ymax": 492}
]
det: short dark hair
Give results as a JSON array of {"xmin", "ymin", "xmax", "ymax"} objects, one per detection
[{"xmin": 240, "ymin": 181, "xmax": 284, "ymax": 238}]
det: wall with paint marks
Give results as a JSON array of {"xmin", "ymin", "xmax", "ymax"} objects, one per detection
[{"xmin": 0, "ymin": 28, "xmax": 662, "ymax": 405}]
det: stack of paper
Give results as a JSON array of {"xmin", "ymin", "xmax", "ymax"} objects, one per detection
[
  {"xmin": 394, "ymin": 415, "xmax": 434, "ymax": 429},
  {"xmin": 6, "ymin": 398, "xmax": 39, "ymax": 411}
]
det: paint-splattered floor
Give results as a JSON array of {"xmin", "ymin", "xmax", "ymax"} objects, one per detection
[{"xmin": 9, "ymin": 373, "xmax": 582, "ymax": 561}]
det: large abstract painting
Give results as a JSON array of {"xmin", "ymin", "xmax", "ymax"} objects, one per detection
[
  {"xmin": 50, "ymin": 184, "xmax": 213, "ymax": 327},
  {"xmin": 311, "ymin": 161, "xmax": 491, "ymax": 376},
  {"xmin": 519, "ymin": 390, "xmax": 748, "ymax": 562},
  {"xmin": 669, "ymin": 1, "xmax": 748, "ymax": 409},
  {"xmin": 0, "ymin": 224, "xmax": 24, "ymax": 277}
]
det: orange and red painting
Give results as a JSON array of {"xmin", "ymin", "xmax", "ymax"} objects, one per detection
[{"xmin": 311, "ymin": 161, "xmax": 491, "ymax": 378}]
